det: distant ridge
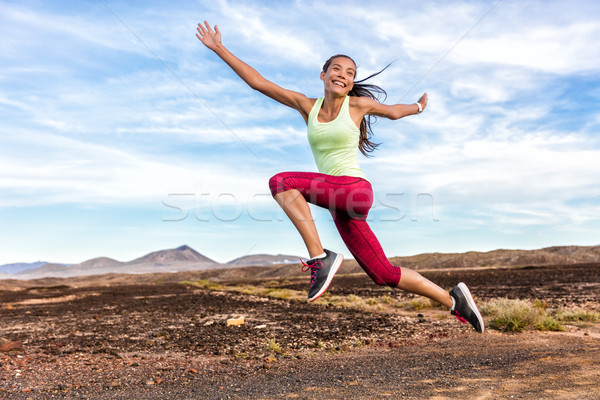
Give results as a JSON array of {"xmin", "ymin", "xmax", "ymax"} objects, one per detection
[
  {"xmin": 0, "ymin": 261, "xmax": 48, "ymax": 274},
  {"xmin": 1, "ymin": 245, "xmax": 222, "ymax": 280},
  {"xmin": 2, "ymin": 244, "xmax": 599, "ymax": 282},
  {"xmin": 169, "ymin": 244, "xmax": 600, "ymax": 283},
  {"xmin": 385, "ymin": 245, "xmax": 600, "ymax": 272}
]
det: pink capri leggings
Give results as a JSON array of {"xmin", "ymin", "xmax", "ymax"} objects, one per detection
[{"xmin": 269, "ymin": 171, "xmax": 401, "ymax": 287}]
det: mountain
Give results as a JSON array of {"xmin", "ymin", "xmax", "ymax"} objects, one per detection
[
  {"xmin": 129, "ymin": 245, "xmax": 216, "ymax": 265},
  {"xmin": 227, "ymin": 254, "xmax": 300, "ymax": 267},
  {"xmin": 14, "ymin": 262, "xmax": 76, "ymax": 277},
  {"xmin": 79, "ymin": 257, "xmax": 123, "ymax": 269},
  {"xmin": 9, "ymin": 246, "xmax": 222, "ymax": 280},
  {"xmin": 0, "ymin": 261, "xmax": 48, "ymax": 274},
  {"xmin": 7, "ymin": 258, "xmax": 121, "ymax": 280}
]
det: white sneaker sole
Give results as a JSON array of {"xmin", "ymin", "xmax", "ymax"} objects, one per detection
[
  {"xmin": 308, "ymin": 253, "xmax": 343, "ymax": 302},
  {"xmin": 457, "ymin": 282, "xmax": 485, "ymax": 333}
]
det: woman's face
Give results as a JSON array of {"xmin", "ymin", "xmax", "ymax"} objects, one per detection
[{"xmin": 320, "ymin": 56, "xmax": 356, "ymax": 95}]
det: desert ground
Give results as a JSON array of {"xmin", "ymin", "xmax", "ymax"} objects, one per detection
[{"xmin": 1, "ymin": 262, "xmax": 600, "ymax": 399}]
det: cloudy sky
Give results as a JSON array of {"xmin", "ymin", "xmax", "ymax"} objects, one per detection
[{"xmin": 1, "ymin": 0, "xmax": 599, "ymax": 265}]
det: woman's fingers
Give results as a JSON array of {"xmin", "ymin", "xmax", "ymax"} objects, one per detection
[
  {"xmin": 197, "ymin": 21, "xmax": 218, "ymax": 39},
  {"xmin": 196, "ymin": 21, "xmax": 220, "ymax": 49},
  {"xmin": 203, "ymin": 21, "xmax": 214, "ymax": 36},
  {"xmin": 197, "ymin": 21, "xmax": 212, "ymax": 37}
]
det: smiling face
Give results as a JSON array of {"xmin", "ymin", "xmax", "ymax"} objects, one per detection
[{"xmin": 320, "ymin": 55, "xmax": 356, "ymax": 96}]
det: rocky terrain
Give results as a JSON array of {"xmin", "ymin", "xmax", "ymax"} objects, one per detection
[{"xmin": 1, "ymin": 261, "xmax": 599, "ymax": 399}]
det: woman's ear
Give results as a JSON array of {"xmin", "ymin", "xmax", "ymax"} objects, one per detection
[{"xmin": 320, "ymin": 71, "xmax": 325, "ymax": 81}]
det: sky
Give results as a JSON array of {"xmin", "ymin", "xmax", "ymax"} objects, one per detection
[{"xmin": 1, "ymin": 0, "xmax": 599, "ymax": 265}]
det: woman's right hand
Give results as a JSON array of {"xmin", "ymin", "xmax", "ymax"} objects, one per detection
[{"xmin": 196, "ymin": 21, "xmax": 221, "ymax": 51}]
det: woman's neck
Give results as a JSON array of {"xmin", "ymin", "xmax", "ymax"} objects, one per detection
[{"xmin": 319, "ymin": 93, "xmax": 346, "ymax": 121}]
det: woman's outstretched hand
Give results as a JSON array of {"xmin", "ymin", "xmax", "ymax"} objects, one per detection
[
  {"xmin": 418, "ymin": 93, "xmax": 428, "ymax": 111},
  {"xmin": 196, "ymin": 21, "xmax": 221, "ymax": 51}
]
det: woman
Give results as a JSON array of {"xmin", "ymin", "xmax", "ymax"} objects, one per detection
[{"xmin": 196, "ymin": 21, "xmax": 484, "ymax": 333}]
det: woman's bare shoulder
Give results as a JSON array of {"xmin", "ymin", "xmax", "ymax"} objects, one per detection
[
  {"xmin": 349, "ymin": 95, "xmax": 378, "ymax": 107},
  {"xmin": 349, "ymin": 95, "xmax": 381, "ymax": 112}
]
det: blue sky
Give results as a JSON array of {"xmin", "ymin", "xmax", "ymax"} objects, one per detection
[{"xmin": 1, "ymin": 0, "xmax": 599, "ymax": 265}]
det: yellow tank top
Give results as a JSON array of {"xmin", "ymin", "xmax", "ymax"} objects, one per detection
[{"xmin": 307, "ymin": 96, "xmax": 368, "ymax": 180}]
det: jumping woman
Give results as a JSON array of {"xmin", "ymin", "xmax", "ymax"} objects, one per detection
[{"xmin": 196, "ymin": 21, "xmax": 484, "ymax": 333}]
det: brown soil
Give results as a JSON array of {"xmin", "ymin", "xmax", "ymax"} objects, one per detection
[{"xmin": 1, "ymin": 263, "xmax": 599, "ymax": 399}]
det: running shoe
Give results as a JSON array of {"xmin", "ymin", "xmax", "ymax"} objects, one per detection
[
  {"xmin": 301, "ymin": 249, "xmax": 343, "ymax": 301},
  {"xmin": 450, "ymin": 282, "xmax": 485, "ymax": 333}
]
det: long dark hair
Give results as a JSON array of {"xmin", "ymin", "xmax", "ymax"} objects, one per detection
[{"xmin": 322, "ymin": 54, "xmax": 390, "ymax": 156}]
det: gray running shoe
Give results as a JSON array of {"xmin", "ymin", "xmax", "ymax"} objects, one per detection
[
  {"xmin": 450, "ymin": 282, "xmax": 485, "ymax": 333},
  {"xmin": 301, "ymin": 249, "xmax": 343, "ymax": 301}
]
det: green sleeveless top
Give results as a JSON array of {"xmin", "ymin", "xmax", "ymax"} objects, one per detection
[{"xmin": 307, "ymin": 96, "xmax": 368, "ymax": 180}]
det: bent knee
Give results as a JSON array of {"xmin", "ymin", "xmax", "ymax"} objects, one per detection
[{"xmin": 269, "ymin": 172, "xmax": 293, "ymax": 197}]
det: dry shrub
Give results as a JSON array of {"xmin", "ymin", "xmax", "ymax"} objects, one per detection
[
  {"xmin": 180, "ymin": 279, "xmax": 223, "ymax": 290},
  {"xmin": 395, "ymin": 297, "xmax": 436, "ymax": 311},
  {"xmin": 266, "ymin": 339, "xmax": 282, "ymax": 353},
  {"xmin": 553, "ymin": 308, "xmax": 600, "ymax": 323},
  {"xmin": 481, "ymin": 298, "xmax": 564, "ymax": 332}
]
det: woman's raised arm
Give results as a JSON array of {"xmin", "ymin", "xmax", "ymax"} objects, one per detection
[{"xmin": 196, "ymin": 21, "xmax": 313, "ymax": 121}]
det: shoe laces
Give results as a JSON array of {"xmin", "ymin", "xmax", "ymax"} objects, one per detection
[
  {"xmin": 454, "ymin": 313, "xmax": 468, "ymax": 324},
  {"xmin": 452, "ymin": 308, "xmax": 468, "ymax": 324},
  {"xmin": 300, "ymin": 258, "xmax": 323, "ymax": 285}
]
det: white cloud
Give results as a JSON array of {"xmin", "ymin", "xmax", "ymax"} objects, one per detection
[
  {"xmin": 369, "ymin": 129, "xmax": 600, "ymax": 213},
  {"xmin": 448, "ymin": 22, "xmax": 600, "ymax": 74},
  {"xmin": 354, "ymin": 1, "xmax": 600, "ymax": 78},
  {"xmin": 0, "ymin": 130, "xmax": 271, "ymax": 207}
]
